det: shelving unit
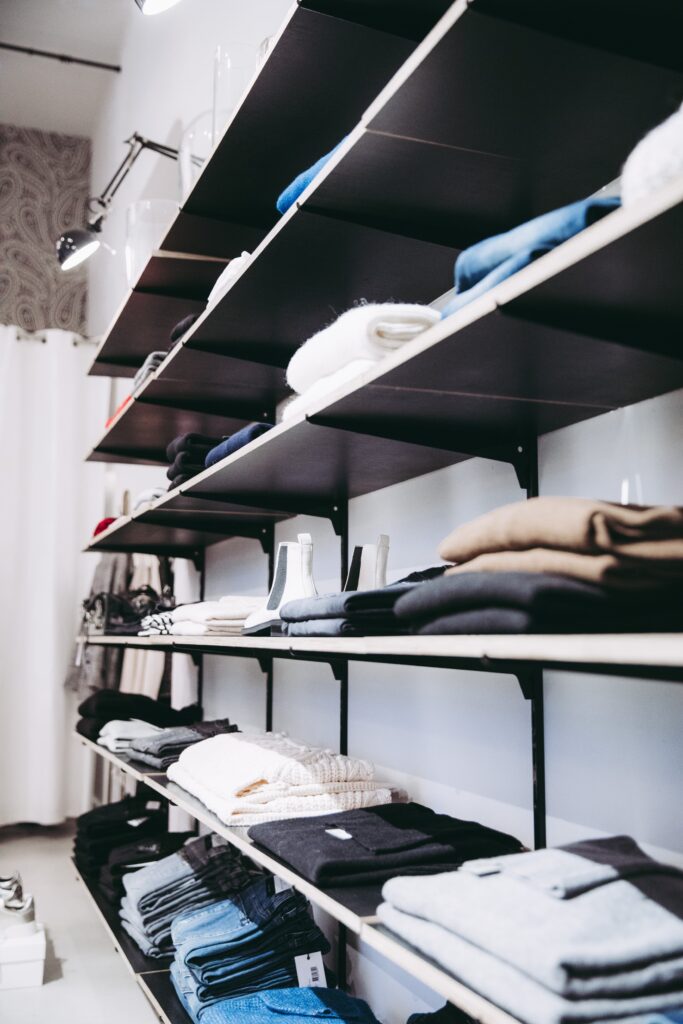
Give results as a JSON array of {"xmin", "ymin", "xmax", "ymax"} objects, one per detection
[
  {"xmin": 78, "ymin": 735, "xmax": 521, "ymax": 1024},
  {"xmin": 77, "ymin": 1, "xmax": 683, "ymax": 1022}
]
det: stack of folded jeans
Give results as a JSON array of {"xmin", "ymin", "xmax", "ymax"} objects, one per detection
[
  {"xmin": 284, "ymin": 303, "xmax": 440, "ymax": 421},
  {"xmin": 248, "ymin": 802, "xmax": 522, "ymax": 887},
  {"xmin": 133, "ymin": 350, "xmax": 166, "ymax": 392},
  {"xmin": 98, "ymin": 831, "xmax": 194, "ymax": 907},
  {"xmin": 73, "ymin": 795, "xmax": 168, "ymax": 880},
  {"xmin": 199, "ymin": 986, "xmax": 382, "ymax": 1024},
  {"xmin": 394, "ymin": 498, "xmax": 683, "ymax": 634},
  {"xmin": 76, "ymin": 690, "xmax": 200, "ymax": 744},
  {"xmin": 120, "ymin": 834, "xmax": 262, "ymax": 960},
  {"xmin": 166, "ymin": 433, "xmax": 223, "ymax": 490},
  {"xmin": 279, "ymin": 567, "xmax": 447, "ymax": 637},
  {"xmin": 167, "ymin": 731, "xmax": 398, "ymax": 826},
  {"xmin": 129, "ymin": 719, "xmax": 239, "ymax": 770},
  {"xmin": 139, "ymin": 597, "xmax": 263, "ymax": 637},
  {"xmin": 204, "ymin": 422, "xmax": 274, "ymax": 468},
  {"xmin": 96, "ymin": 719, "xmax": 163, "ymax": 753},
  {"xmin": 170, "ymin": 875, "xmax": 331, "ymax": 1020},
  {"xmin": 439, "ymin": 195, "xmax": 620, "ymax": 320},
  {"xmin": 378, "ymin": 836, "xmax": 683, "ymax": 1024}
]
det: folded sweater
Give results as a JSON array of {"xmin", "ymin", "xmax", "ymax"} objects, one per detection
[
  {"xmin": 439, "ymin": 498, "xmax": 683, "ymax": 564},
  {"xmin": 286, "ymin": 304, "xmax": 440, "ymax": 396}
]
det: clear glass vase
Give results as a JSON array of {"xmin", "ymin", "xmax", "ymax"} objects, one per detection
[{"xmin": 124, "ymin": 198, "xmax": 178, "ymax": 288}]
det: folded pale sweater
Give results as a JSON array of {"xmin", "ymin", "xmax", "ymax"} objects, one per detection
[
  {"xmin": 286, "ymin": 304, "xmax": 440, "ymax": 395},
  {"xmin": 382, "ymin": 837, "xmax": 683, "ymax": 999},
  {"xmin": 439, "ymin": 498, "xmax": 683, "ymax": 564},
  {"xmin": 165, "ymin": 731, "xmax": 393, "ymax": 825},
  {"xmin": 97, "ymin": 719, "xmax": 163, "ymax": 752},
  {"xmin": 377, "ymin": 904, "xmax": 683, "ymax": 1024},
  {"xmin": 622, "ymin": 101, "xmax": 683, "ymax": 207}
]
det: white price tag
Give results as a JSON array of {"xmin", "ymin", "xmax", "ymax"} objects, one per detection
[
  {"xmin": 325, "ymin": 828, "xmax": 353, "ymax": 841},
  {"xmin": 295, "ymin": 951, "xmax": 326, "ymax": 988},
  {"xmin": 145, "ymin": 801, "xmax": 162, "ymax": 812},
  {"xmin": 126, "ymin": 817, "xmax": 147, "ymax": 828},
  {"xmin": 273, "ymin": 876, "xmax": 292, "ymax": 894}
]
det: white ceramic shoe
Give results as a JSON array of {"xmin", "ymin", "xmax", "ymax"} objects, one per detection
[
  {"xmin": 344, "ymin": 534, "xmax": 390, "ymax": 591},
  {"xmin": 0, "ymin": 891, "xmax": 36, "ymax": 940},
  {"xmin": 242, "ymin": 533, "xmax": 317, "ymax": 635}
]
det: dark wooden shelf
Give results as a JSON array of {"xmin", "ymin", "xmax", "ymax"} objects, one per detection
[
  {"xmin": 73, "ymin": 859, "xmax": 172, "ymax": 975},
  {"xmin": 138, "ymin": 973, "xmax": 189, "ymax": 1024},
  {"xmin": 89, "ymin": 253, "xmax": 228, "ymax": 378}
]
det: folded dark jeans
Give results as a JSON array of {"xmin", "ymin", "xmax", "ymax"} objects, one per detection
[
  {"xmin": 249, "ymin": 803, "xmax": 522, "ymax": 886},
  {"xmin": 283, "ymin": 617, "xmax": 409, "ymax": 637},
  {"xmin": 168, "ymin": 474, "xmax": 197, "ymax": 490},
  {"xmin": 78, "ymin": 691, "xmax": 200, "ymax": 728},
  {"xmin": 205, "ymin": 423, "xmax": 274, "ymax": 468},
  {"xmin": 281, "ymin": 583, "xmax": 417, "ymax": 623},
  {"xmin": 76, "ymin": 716, "xmax": 108, "ymax": 742},
  {"xmin": 76, "ymin": 795, "xmax": 165, "ymax": 831},
  {"xmin": 166, "ymin": 432, "xmax": 222, "ymax": 462},
  {"xmin": 130, "ymin": 719, "xmax": 237, "ymax": 769}
]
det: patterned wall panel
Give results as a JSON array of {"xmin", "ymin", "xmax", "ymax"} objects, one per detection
[{"xmin": 0, "ymin": 124, "xmax": 90, "ymax": 334}]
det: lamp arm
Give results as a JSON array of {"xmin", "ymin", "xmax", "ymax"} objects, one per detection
[{"xmin": 89, "ymin": 132, "xmax": 193, "ymax": 222}]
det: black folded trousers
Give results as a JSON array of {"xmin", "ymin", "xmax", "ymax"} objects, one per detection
[{"xmin": 248, "ymin": 802, "xmax": 523, "ymax": 886}]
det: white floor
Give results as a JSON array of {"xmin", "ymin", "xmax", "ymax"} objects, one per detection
[{"xmin": 0, "ymin": 823, "xmax": 156, "ymax": 1024}]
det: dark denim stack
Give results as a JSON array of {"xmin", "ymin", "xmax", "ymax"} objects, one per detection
[
  {"xmin": 169, "ymin": 876, "xmax": 330, "ymax": 1020},
  {"xmin": 120, "ymin": 835, "xmax": 263, "ymax": 959}
]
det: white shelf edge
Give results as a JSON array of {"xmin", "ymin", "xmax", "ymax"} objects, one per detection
[{"xmin": 78, "ymin": 633, "xmax": 683, "ymax": 672}]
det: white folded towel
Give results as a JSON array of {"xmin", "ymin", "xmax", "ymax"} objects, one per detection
[
  {"xmin": 286, "ymin": 303, "xmax": 440, "ymax": 395},
  {"xmin": 282, "ymin": 359, "xmax": 376, "ymax": 422},
  {"xmin": 207, "ymin": 252, "xmax": 251, "ymax": 308},
  {"xmin": 622, "ymin": 101, "xmax": 683, "ymax": 207}
]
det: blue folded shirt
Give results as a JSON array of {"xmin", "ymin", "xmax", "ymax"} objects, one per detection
[
  {"xmin": 205, "ymin": 423, "xmax": 274, "ymax": 468},
  {"xmin": 441, "ymin": 194, "xmax": 620, "ymax": 320},
  {"xmin": 276, "ymin": 140, "xmax": 345, "ymax": 215}
]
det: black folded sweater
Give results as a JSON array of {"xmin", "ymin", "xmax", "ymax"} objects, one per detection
[{"xmin": 248, "ymin": 802, "xmax": 523, "ymax": 887}]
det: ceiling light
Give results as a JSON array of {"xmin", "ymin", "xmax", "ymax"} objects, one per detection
[{"xmin": 134, "ymin": 0, "xmax": 184, "ymax": 14}]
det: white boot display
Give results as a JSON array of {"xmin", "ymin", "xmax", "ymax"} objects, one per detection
[
  {"xmin": 344, "ymin": 534, "xmax": 390, "ymax": 592},
  {"xmin": 242, "ymin": 533, "xmax": 318, "ymax": 635}
]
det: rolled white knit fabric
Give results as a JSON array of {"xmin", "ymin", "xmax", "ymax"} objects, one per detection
[
  {"xmin": 282, "ymin": 359, "xmax": 376, "ymax": 422},
  {"xmin": 171, "ymin": 732, "xmax": 375, "ymax": 798},
  {"xmin": 622, "ymin": 101, "xmax": 683, "ymax": 207},
  {"xmin": 286, "ymin": 304, "xmax": 440, "ymax": 395},
  {"xmin": 167, "ymin": 759, "xmax": 393, "ymax": 826}
]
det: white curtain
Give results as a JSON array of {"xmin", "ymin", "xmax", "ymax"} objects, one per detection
[{"xmin": 0, "ymin": 325, "xmax": 103, "ymax": 826}]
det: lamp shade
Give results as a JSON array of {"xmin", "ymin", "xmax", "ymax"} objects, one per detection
[
  {"xmin": 56, "ymin": 227, "xmax": 101, "ymax": 271},
  {"xmin": 134, "ymin": 0, "xmax": 184, "ymax": 13}
]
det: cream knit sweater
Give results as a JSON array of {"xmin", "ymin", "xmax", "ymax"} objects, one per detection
[{"xmin": 166, "ymin": 731, "xmax": 394, "ymax": 826}]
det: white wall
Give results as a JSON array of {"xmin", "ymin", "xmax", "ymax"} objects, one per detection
[{"xmin": 86, "ymin": 3, "xmax": 683, "ymax": 1019}]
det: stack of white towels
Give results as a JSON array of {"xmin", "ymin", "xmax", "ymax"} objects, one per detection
[
  {"xmin": 97, "ymin": 720, "xmax": 162, "ymax": 753},
  {"xmin": 283, "ymin": 303, "xmax": 440, "ymax": 421},
  {"xmin": 139, "ymin": 597, "xmax": 263, "ymax": 637},
  {"xmin": 167, "ymin": 731, "xmax": 400, "ymax": 826}
]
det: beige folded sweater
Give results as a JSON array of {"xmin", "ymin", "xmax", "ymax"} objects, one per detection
[
  {"xmin": 439, "ymin": 498, "xmax": 683, "ymax": 564},
  {"xmin": 444, "ymin": 549, "xmax": 683, "ymax": 589}
]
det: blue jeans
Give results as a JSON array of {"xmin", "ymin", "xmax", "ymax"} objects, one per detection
[
  {"xmin": 200, "ymin": 988, "xmax": 382, "ymax": 1024},
  {"xmin": 441, "ymin": 195, "xmax": 620, "ymax": 320}
]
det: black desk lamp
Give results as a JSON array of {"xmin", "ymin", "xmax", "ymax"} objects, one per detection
[{"xmin": 56, "ymin": 132, "xmax": 196, "ymax": 271}]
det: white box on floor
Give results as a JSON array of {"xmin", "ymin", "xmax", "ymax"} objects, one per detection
[{"xmin": 0, "ymin": 924, "xmax": 46, "ymax": 989}]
